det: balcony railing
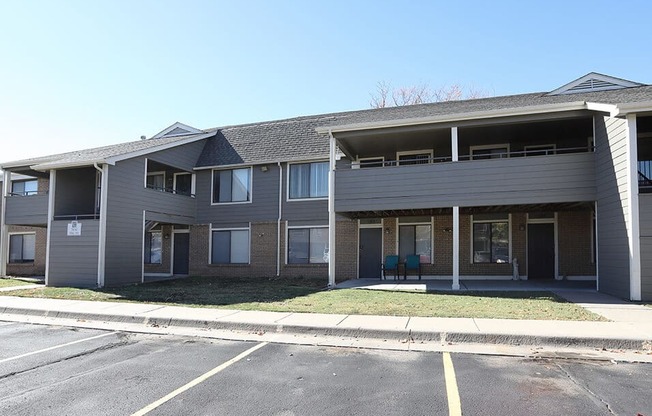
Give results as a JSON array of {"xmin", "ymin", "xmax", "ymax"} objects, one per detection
[
  {"xmin": 53, "ymin": 214, "xmax": 100, "ymax": 221},
  {"xmin": 639, "ymin": 160, "xmax": 652, "ymax": 192},
  {"xmin": 351, "ymin": 146, "xmax": 593, "ymax": 169},
  {"xmin": 145, "ymin": 184, "xmax": 195, "ymax": 198},
  {"xmin": 8, "ymin": 190, "xmax": 49, "ymax": 197}
]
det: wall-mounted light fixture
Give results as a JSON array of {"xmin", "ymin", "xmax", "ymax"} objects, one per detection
[
  {"xmin": 384, "ymin": 227, "xmax": 391, "ymax": 235},
  {"xmin": 260, "ymin": 165, "xmax": 268, "ymax": 172},
  {"xmin": 443, "ymin": 227, "xmax": 452, "ymax": 233},
  {"xmin": 519, "ymin": 224, "xmax": 526, "ymax": 231}
]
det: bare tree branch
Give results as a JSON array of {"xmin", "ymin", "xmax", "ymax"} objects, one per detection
[{"xmin": 370, "ymin": 81, "xmax": 490, "ymax": 108}]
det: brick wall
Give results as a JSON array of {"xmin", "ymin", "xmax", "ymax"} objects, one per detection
[
  {"xmin": 6, "ymin": 225, "xmax": 46, "ymax": 276},
  {"xmin": 558, "ymin": 210, "xmax": 595, "ymax": 277}
]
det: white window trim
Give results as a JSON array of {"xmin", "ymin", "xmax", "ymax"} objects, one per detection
[
  {"xmin": 469, "ymin": 143, "xmax": 510, "ymax": 160},
  {"xmin": 353, "ymin": 156, "xmax": 385, "ymax": 169},
  {"xmin": 10, "ymin": 179, "xmax": 38, "ymax": 196},
  {"xmin": 524, "ymin": 144, "xmax": 556, "ymax": 156},
  {"xmin": 144, "ymin": 230, "xmax": 163, "ymax": 265},
  {"xmin": 286, "ymin": 160, "xmax": 329, "ymax": 202},
  {"xmin": 470, "ymin": 214, "xmax": 512, "ymax": 264},
  {"xmin": 286, "ymin": 224, "xmax": 329, "ymax": 264},
  {"xmin": 208, "ymin": 224, "xmax": 251, "ymax": 265},
  {"xmin": 397, "ymin": 216, "xmax": 434, "ymax": 264},
  {"xmin": 173, "ymin": 172, "xmax": 195, "ymax": 197},
  {"xmin": 210, "ymin": 167, "xmax": 253, "ymax": 206},
  {"xmin": 396, "ymin": 150, "xmax": 433, "ymax": 166},
  {"xmin": 146, "ymin": 170, "xmax": 166, "ymax": 190},
  {"xmin": 7, "ymin": 231, "xmax": 36, "ymax": 263}
]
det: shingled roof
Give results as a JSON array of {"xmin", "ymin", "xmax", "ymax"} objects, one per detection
[{"xmin": 196, "ymin": 80, "xmax": 652, "ymax": 168}]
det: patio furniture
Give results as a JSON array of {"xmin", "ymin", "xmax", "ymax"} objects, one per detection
[
  {"xmin": 381, "ymin": 255, "xmax": 400, "ymax": 280},
  {"xmin": 404, "ymin": 255, "xmax": 421, "ymax": 280}
]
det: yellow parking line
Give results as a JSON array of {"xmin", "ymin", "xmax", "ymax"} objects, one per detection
[
  {"xmin": 442, "ymin": 352, "xmax": 462, "ymax": 416},
  {"xmin": 131, "ymin": 342, "xmax": 268, "ymax": 416}
]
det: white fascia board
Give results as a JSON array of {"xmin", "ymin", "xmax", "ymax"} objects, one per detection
[
  {"xmin": 585, "ymin": 102, "xmax": 620, "ymax": 117},
  {"xmin": 193, "ymin": 155, "xmax": 332, "ymax": 171},
  {"xmin": 30, "ymin": 132, "xmax": 215, "ymax": 171},
  {"xmin": 315, "ymin": 102, "xmax": 588, "ymax": 134},
  {"xmin": 151, "ymin": 122, "xmax": 204, "ymax": 139},
  {"xmin": 614, "ymin": 101, "xmax": 652, "ymax": 115}
]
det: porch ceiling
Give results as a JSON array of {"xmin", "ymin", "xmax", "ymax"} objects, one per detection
[{"xmin": 339, "ymin": 202, "xmax": 594, "ymax": 219}]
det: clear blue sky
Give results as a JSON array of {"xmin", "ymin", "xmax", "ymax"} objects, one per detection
[{"xmin": 1, "ymin": 0, "xmax": 650, "ymax": 163}]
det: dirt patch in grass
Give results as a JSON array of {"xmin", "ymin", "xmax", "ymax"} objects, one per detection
[{"xmin": 3, "ymin": 276, "xmax": 604, "ymax": 321}]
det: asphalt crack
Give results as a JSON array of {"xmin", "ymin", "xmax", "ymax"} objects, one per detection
[
  {"xmin": 0, "ymin": 336, "xmax": 132, "ymax": 382},
  {"xmin": 553, "ymin": 361, "xmax": 616, "ymax": 415}
]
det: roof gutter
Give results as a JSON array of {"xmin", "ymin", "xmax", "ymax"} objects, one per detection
[
  {"xmin": 315, "ymin": 101, "xmax": 591, "ymax": 134},
  {"xmin": 613, "ymin": 100, "xmax": 652, "ymax": 116}
]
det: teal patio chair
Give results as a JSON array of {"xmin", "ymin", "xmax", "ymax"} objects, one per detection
[
  {"xmin": 381, "ymin": 255, "xmax": 400, "ymax": 280},
  {"xmin": 404, "ymin": 255, "xmax": 422, "ymax": 280}
]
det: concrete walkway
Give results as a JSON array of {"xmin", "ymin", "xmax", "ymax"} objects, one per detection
[{"xmin": 0, "ymin": 281, "xmax": 650, "ymax": 356}]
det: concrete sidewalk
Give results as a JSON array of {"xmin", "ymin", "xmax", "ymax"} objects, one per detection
[{"xmin": 0, "ymin": 288, "xmax": 650, "ymax": 354}]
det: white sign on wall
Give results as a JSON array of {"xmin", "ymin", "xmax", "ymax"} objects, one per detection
[{"xmin": 67, "ymin": 221, "xmax": 82, "ymax": 236}]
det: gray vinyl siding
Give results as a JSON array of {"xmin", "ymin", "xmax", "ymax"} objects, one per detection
[
  {"xmin": 196, "ymin": 162, "xmax": 329, "ymax": 225},
  {"xmin": 4, "ymin": 194, "xmax": 48, "ymax": 225},
  {"xmin": 103, "ymin": 141, "xmax": 203, "ymax": 286},
  {"xmin": 196, "ymin": 165, "xmax": 280, "ymax": 225},
  {"xmin": 335, "ymin": 152, "xmax": 596, "ymax": 212},
  {"xmin": 594, "ymin": 115, "xmax": 631, "ymax": 299},
  {"xmin": 639, "ymin": 194, "xmax": 652, "ymax": 300},
  {"xmin": 147, "ymin": 140, "xmax": 206, "ymax": 171},
  {"xmin": 47, "ymin": 220, "xmax": 99, "ymax": 287}
]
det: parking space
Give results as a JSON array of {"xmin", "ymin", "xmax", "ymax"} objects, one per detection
[{"xmin": 0, "ymin": 321, "xmax": 650, "ymax": 415}]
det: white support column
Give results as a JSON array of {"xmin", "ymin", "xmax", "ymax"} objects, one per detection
[
  {"xmin": 626, "ymin": 114, "xmax": 641, "ymax": 301},
  {"xmin": 328, "ymin": 131, "xmax": 336, "ymax": 288},
  {"xmin": 0, "ymin": 171, "xmax": 10, "ymax": 277},
  {"xmin": 45, "ymin": 170, "xmax": 56, "ymax": 286},
  {"xmin": 452, "ymin": 206, "xmax": 460, "ymax": 290},
  {"xmin": 451, "ymin": 127, "xmax": 459, "ymax": 162},
  {"xmin": 97, "ymin": 164, "xmax": 109, "ymax": 288}
]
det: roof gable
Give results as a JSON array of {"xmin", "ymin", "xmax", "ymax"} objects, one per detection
[
  {"xmin": 151, "ymin": 122, "xmax": 204, "ymax": 139},
  {"xmin": 548, "ymin": 72, "xmax": 643, "ymax": 95}
]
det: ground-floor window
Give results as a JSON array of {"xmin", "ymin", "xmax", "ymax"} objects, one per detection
[
  {"xmin": 288, "ymin": 227, "xmax": 328, "ymax": 264},
  {"xmin": 398, "ymin": 217, "xmax": 432, "ymax": 263},
  {"xmin": 472, "ymin": 213, "xmax": 510, "ymax": 263},
  {"xmin": 144, "ymin": 230, "xmax": 162, "ymax": 264},
  {"xmin": 211, "ymin": 228, "xmax": 250, "ymax": 264},
  {"xmin": 9, "ymin": 233, "xmax": 35, "ymax": 263}
]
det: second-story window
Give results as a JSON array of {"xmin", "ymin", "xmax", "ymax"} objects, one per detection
[
  {"xmin": 289, "ymin": 161, "xmax": 328, "ymax": 199},
  {"xmin": 11, "ymin": 179, "xmax": 38, "ymax": 196},
  {"xmin": 212, "ymin": 168, "xmax": 251, "ymax": 203}
]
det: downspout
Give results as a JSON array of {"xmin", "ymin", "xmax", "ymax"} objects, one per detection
[
  {"xmin": 327, "ymin": 130, "xmax": 336, "ymax": 288},
  {"xmin": 277, "ymin": 162, "xmax": 282, "ymax": 276},
  {"xmin": 0, "ymin": 171, "xmax": 10, "ymax": 277}
]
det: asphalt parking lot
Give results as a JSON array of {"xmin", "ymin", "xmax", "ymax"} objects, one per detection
[{"xmin": 0, "ymin": 321, "xmax": 650, "ymax": 415}]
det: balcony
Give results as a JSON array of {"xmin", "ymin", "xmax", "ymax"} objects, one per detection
[
  {"xmin": 4, "ymin": 191, "xmax": 49, "ymax": 225},
  {"xmin": 335, "ymin": 149, "xmax": 596, "ymax": 214}
]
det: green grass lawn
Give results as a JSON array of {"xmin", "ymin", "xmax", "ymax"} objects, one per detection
[
  {"xmin": 2, "ymin": 276, "xmax": 604, "ymax": 321},
  {"xmin": 0, "ymin": 278, "xmax": 36, "ymax": 288}
]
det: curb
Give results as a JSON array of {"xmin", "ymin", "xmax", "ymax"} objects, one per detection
[{"xmin": 1, "ymin": 306, "xmax": 649, "ymax": 352}]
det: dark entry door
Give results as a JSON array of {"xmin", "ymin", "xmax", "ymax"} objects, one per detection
[
  {"xmin": 173, "ymin": 233, "xmax": 190, "ymax": 275},
  {"xmin": 527, "ymin": 223, "xmax": 555, "ymax": 279},
  {"xmin": 359, "ymin": 228, "xmax": 382, "ymax": 278}
]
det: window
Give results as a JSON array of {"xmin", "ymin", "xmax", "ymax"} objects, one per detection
[
  {"xmin": 146, "ymin": 172, "xmax": 165, "ymax": 191},
  {"xmin": 212, "ymin": 168, "xmax": 251, "ymax": 203},
  {"xmin": 472, "ymin": 213, "xmax": 509, "ymax": 263},
  {"xmin": 174, "ymin": 173, "xmax": 193, "ymax": 196},
  {"xmin": 288, "ymin": 227, "xmax": 328, "ymax": 264},
  {"xmin": 211, "ymin": 229, "xmax": 249, "ymax": 264},
  {"xmin": 9, "ymin": 234, "xmax": 35, "ymax": 263},
  {"xmin": 11, "ymin": 180, "xmax": 38, "ymax": 196},
  {"xmin": 470, "ymin": 145, "xmax": 509, "ymax": 160},
  {"xmin": 397, "ymin": 150, "xmax": 432, "ymax": 166},
  {"xmin": 144, "ymin": 231, "xmax": 162, "ymax": 264},
  {"xmin": 398, "ymin": 217, "xmax": 431, "ymax": 263},
  {"xmin": 289, "ymin": 162, "xmax": 328, "ymax": 199}
]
